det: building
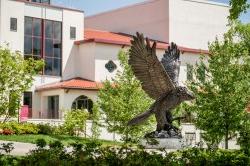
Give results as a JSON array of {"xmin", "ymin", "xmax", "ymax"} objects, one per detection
[{"xmin": 0, "ymin": 0, "xmax": 228, "ymax": 121}]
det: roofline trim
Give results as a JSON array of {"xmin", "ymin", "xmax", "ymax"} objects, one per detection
[
  {"xmin": 75, "ymin": 38, "xmax": 209, "ymax": 54},
  {"xmin": 15, "ymin": 0, "xmax": 84, "ymax": 13},
  {"xmin": 36, "ymin": 86, "xmax": 100, "ymax": 92}
]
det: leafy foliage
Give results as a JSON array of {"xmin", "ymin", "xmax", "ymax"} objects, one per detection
[
  {"xmin": 97, "ymin": 50, "xmax": 154, "ymax": 142},
  {"xmin": 63, "ymin": 109, "xmax": 89, "ymax": 136},
  {"xmin": 187, "ymin": 23, "xmax": 250, "ymax": 149},
  {"xmin": 0, "ymin": 122, "xmax": 39, "ymax": 135},
  {"xmin": 1, "ymin": 141, "xmax": 250, "ymax": 166},
  {"xmin": 229, "ymin": 0, "xmax": 250, "ymax": 20},
  {"xmin": 0, "ymin": 46, "xmax": 43, "ymax": 120},
  {"xmin": 90, "ymin": 104, "xmax": 101, "ymax": 139},
  {"xmin": 238, "ymin": 114, "xmax": 250, "ymax": 155}
]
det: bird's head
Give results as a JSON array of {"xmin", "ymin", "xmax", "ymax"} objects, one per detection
[{"xmin": 176, "ymin": 86, "xmax": 195, "ymax": 101}]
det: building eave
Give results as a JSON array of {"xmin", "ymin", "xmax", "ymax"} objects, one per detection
[{"xmin": 15, "ymin": 0, "xmax": 84, "ymax": 13}]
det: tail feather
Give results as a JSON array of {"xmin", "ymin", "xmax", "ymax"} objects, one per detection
[{"xmin": 127, "ymin": 108, "xmax": 154, "ymax": 126}]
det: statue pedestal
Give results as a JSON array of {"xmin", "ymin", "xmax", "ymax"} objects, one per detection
[{"xmin": 140, "ymin": 138, "xmax": 185, "ymax": 149}]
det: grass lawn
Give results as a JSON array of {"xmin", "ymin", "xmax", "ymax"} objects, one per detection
[{"xmin": 0, "ymin": 134, "xmax": 122, "ymax": 146}]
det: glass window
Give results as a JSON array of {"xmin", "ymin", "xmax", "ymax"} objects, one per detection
[
  {"xmin": 24, "ymin": 17, "xmax": 62, "ymax": 76},
  {"xmin": 53, "ymin": 59, "xmax": 61, "ymax": 76},
  {"xmin": 10, "ymin": 18, "xmax": 17, "ymax": 31},
  {"xmin": 24, "ymin": 36, "xmax": 32, "ymax": 55},
  {"xmin": 33, "ymin": 18, "xmax": 41, "ymax": 36},
  {"xmin": 45, "ymin": 39, "xmax": 53, "ymax": 57},
  {"xmin": 185, "ymin": 132, "xmax": 196, "ymax": 146},
  {"xmin": 53, "ymin": 41, "xmax": 61, "ymax": 58},
  {"xmin": 23, "ymin": 92, "xmax": 32, "ymax": 108},
  {"xmin": 71, "ymin": 95, "xmax": 93, "ymax": 113},
  {"xmin": 25, "ymin": 17, "xmax": 32, "ymax": 35},
  {"xmin": 45, "ymin": 58, "xmax": 53, "ymax": 75},
  {"xmin": 31, "ymin": 0, "xmax": 50, "ymax": 4},
  {"xmin": 53, "ymin": 22, "xmax": 62, "ymax": 40},
  {"xmin": 48, "ymin": 95, "xmax": 59, "ymax": 119},
  {"xmin": 45, "ymin": 20, "xmax": 53, "ymax": 38},
  {"xmin": 33, "ymin": 37, "xmax": 41, "ymax": 56},
  {"xmin": 70, "ymin": 27, "xmax": 76, "ymax": 39}
]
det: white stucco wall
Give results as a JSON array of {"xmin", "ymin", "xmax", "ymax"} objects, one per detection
[
  {"xmin": 169, "ymin": 0, "xmax": 229, "ymax": 49},
  {"xmin": 85, "ymin": 0, "xmax": 229, "ymax": 50},
  {"xmin": 92, "ymin": 42, "xmax": 201, "ymax": 84},
  {"xmin": 33, "ymin": 89, "xmax": 98, "ymax": 119},
  {"xmin": 0, "ymin": 0, "xmax": 84, "ymax": 81},
  {"xmin": 85, "ymin": 0, "xmax": 169, "ymax": 42},
  {"xmin": 76, "ymin": 43, "xmax": 96, "ymax": 81},
  {"xmin": 0, "ymin": 0, "xmax": 84, "ymax": 117},
  {"xmin": 94, "ymin": 43, "xmax": 125, "ymax": 82},
  {"xmin": 62, "ymin": 9, "xmax": 84, "ymax": 80},
  {"xmin": 0, "ymin": 0, "xmax": 25, "ymax": 52}
]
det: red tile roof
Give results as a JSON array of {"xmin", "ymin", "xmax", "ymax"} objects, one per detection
[
  {"xmin": 36, "ymin": 78, "xmax": 102, "ymax": 91},
  {"xmin": 75, "ymin": 29, "xmax": 209, "ymax": 55}
]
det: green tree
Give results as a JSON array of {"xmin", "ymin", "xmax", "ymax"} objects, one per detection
[
  {"xmin": 0, "ymin": 46, "xmax": 43, "ymax": 121},
  {"xmin": 229, "ymin": 0, "xmax": 250, "ymax": 20},
  {"xmin": 97, "ymin": 50, "xmax": 154, "ymax": 142},
  {"xmin": 63, "ymin": 109, "xmax": 89, "ymax": 136},
  {"xmin": 188, "ymin": 23, "xmax": 250, "ymax": 149}
]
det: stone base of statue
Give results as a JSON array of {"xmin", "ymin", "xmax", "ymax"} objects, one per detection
[{"xmin": 140, "ymin": 129, "xmax": 185, "ymax": 149}]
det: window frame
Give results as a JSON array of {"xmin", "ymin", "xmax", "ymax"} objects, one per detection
[
  {"xmin": 24, "ymin": 16, "xmax": 62, "ymax": 76},
  {"xmin": 70, "ymin": 26, "xmax": 76, "ymax": 40},
  {"xmin": 10, "ymin": 17, "xmax": 17, "ymax": 32},
  {"xmin": 44, "ymin": 20, "xmax": 62, "ymax": 76}
]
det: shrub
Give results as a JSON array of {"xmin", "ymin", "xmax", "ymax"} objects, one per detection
[
  {"xmin": 1, "ymin": 143, "xmax": 250, "ymax": 166},
  {"xmin": 37, "ymin": 123, "xmax": 54, "ymax": 135},
  {"xmin": 0, "ymin": 143, "xmax": 14, "ymax": 154},
  {"xmin": 35, "ymin": 139, "xmax": 47, "ymax": 149},
  {"xmin": 0, "ymin": 122, "xmax": 39, "ymax": 135},
  {"xmin": 63, "ymin": 109, "xmax": 89, "ymax": 136},
  {"xmin": 2, "ymin": 129, "xmax": 14, "ymax": 135}
]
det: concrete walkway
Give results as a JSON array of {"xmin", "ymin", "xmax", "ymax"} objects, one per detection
[{"xmin": 0, "ymin": 141, "xmax": 37, "ymax": 156}]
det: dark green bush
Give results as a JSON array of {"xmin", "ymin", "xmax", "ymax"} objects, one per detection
[
  {"xmin": 35, "ymin": 139, "xmax": 47, "ymax": 149},
  {"xmin": 37, "ymin": 123, "xmax": 54, "ymax": 135},
  {"xmin": 16, "ymin": 142, "xmax": 250, "ymax": 166}
]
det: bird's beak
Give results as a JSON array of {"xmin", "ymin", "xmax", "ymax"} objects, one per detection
[{"xmin": 187, "ymin": 90, "xmax": 195, "ymax": 100}]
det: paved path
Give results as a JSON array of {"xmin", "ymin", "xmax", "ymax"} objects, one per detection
[{"xmin": 0, "ymin": 141, "xmax": 37, "ymax": 156}]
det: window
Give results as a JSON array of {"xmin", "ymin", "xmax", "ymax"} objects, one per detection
[
  {"xmin": 187, "ymin": 64, "xmax": 193, "ymax": 81},
  {"xmin": 23, "ymin": 92, "xmax": 32, "ymax": 117},
  {"xmin": 44, "ymin": 20, "xmax": 62, "ymax": 76},
  {"xmin": 72, "ymin": 95, "xmax": 93, "ymax": 113},
  {"xmin": 185, "ymin": 132, "xmax": 196, "ymax": 146},
  {"xmin": 70, "ymin": 27, "xmax": 76, "ymax": 39},
  {"xmin": 48, "ymin": 96, "xmax": 59, "ymax": 119},
  {"xmin": 23, "ymin": 92, "xmax": 32, "ymax": 108},
  {"xmin": 10, "ymin": 18, "xmax": 17, "ymax": 31},
  {"xmin": 24, "ymin": 17, "xmax": 62, "ymax": 76},
  {"xmin": 31, "ymin": 0, "xmax": 50, "ymax": 4},
  {"xmin": 24, "ymin": 17, "xmax": 42, "ymax": 59},
  {"xmin": 105, "ymin": 60, "xmax": 117, "ymax": 72}
]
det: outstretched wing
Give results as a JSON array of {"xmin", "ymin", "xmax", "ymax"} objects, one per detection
[
  {"xmin": 161, "ymin": 42, "xmax": 181, "ymax": 86},
  {"xmin": 129, "ymin": 33, "xmax": 175, "ymax": 100}
]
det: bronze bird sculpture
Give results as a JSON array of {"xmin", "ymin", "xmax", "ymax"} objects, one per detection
[{"xmin": 127, "ymin": 33, "xmax": 195, "ymax": 137}]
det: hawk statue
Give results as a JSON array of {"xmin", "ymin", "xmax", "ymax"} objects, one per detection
[{"xmin": 127, "ymin": 33, "xmax": 195, "ymax": 137}]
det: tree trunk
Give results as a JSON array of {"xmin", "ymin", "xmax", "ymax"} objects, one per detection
[{"xmin": 225, "ymin": 128, "xmax": 229, "ymax": 149}]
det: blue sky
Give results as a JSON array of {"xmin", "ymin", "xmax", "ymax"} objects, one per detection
[{"xmin": 52, "ymin": 0, "xmax": 249, "ymax": 23}]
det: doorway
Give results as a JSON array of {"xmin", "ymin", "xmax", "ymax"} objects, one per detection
[{"xmin": 48, "ymin": 95, "xmax": 59, "ymax": 119}]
